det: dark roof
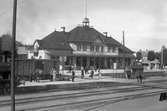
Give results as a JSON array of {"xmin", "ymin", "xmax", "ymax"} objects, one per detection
[
  {"xmin": 68, "ymin": 26, "xmax": 133, "ymax": 53},
  {"xmin": 37, "ymin": 31, "xmax": 72, "ymax": 50},
  {"xmin": 68, "ymin": 26, "xmax": 105, "ymax": 43},
  {"xmin": 42, "ymin": 31, "xmax": 68, "ymax": 43},
  {"xmin": 38, "ymin": 26, "xmax": 133, "ymax": 53},
  {"xmin": 103, "ymin": 36, "xmax": 122, "ymax": 46},
  {"xmin": 120, "ymin": 46, "xmax": 134, "ymax": 53},
  {"xmin": 26, "ymin": 45, "xmax": 34, "ymax": 51}
]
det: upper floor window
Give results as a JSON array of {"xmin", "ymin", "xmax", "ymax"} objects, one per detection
[
  {"xmin": 113, "ymin": 47, "xmax": 116, "ymax": 53},
  {"xmin": 101, "ymin": 46, "xmax": 104, "ymax": 52},
  {"xmin": 108, "ymin": 47, "xmax": 111, "ymax": 52},
  {"xmin": 90, "ymin": 45, "xmax": 94, "ymax": 52},
  {"xmin": 34, "ymin": 51, "xmax": 38, "ymax": 57},
  {"xmin": 83, "ymin": 44, "xmax": 87, "ymax": 51},
  {"xmin": 77, "ymin": 44, "xmax": 81, "ymax": 51},
  {"xmin": 96, "ymin": 45, "xmax": 100, "ymax": 52}
]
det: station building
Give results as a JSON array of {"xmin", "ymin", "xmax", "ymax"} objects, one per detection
[{"xmin": 29, "ymin": 18, "xmax": 134, "ymax": 69}]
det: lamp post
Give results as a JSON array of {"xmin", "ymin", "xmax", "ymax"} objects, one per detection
[
  {"xmin": 161, "ymin": 46, "xmax": 165, "ymax": 69},
  {"xmin": 11, "ymin": 0, "xmax": 17, "ymax": 111}
]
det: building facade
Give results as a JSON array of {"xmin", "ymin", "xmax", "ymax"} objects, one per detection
[{"xmin": 29, "ymin": 18, "xmax": 134, "ymax": 69}]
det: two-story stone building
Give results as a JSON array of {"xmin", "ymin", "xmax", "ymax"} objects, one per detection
[{"xmin": 29, "ymin": 18, "xmax": 134, "ymax": 69}]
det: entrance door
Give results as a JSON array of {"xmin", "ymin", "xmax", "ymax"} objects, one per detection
[{"xmin": 82, "ymin": 57, "xmax": 87, "ymax": 68}]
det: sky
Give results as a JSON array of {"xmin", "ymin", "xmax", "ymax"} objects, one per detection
[{"xmin": 0, "ymin": 0, "xmax": 167, "ymax": 51}]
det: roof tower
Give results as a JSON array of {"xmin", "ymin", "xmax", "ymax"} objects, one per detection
[{"xmin": 82, "ymin": 0, "xmax": 90, "ymax": 26}]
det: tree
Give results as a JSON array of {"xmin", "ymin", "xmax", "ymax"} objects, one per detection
[
  {"xmin": 136, "ymin": 51, "xmax": 142, "ymax": 61},
  {"xmin": 155, "ymin": 52, "xmax": 161, "ymax": 60},
  {"xmin": 147, "ymin": 50, "xmax": 155, "ymax": 61}
]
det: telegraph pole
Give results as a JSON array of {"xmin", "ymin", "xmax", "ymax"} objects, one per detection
[
  {"xmin": 11, "ymin": 0, "xmax": 17, "ymax": 111},
  {"xmin": 122, "ymin": 31, "xmax": 125, "ymax": 70}
]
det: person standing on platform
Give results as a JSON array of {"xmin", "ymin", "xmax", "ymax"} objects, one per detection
[
  {"xmin": 85, "ymin": 66, "xmax": 88, "ymax": 74},
  {"xmin": 98, "ymin": 68, "xmax": 102, "ymax": 79},
  {"xmin": 52, "ymin": 67, "xmax": 56, "ymax": 81},
  {"xmin": 90, "ymin": 69, "xmax": 94, "ymax": 79},
  {"xmin": 81, "ymin": 66, "xmax": 84, "ymax": 79},
  {"xmin": 72, "ymin": 70, "xmax": 75, "ymax": 82},
  {"xmin": 139, "ymin": 74, "xmax": 143, "ymax": 84}
]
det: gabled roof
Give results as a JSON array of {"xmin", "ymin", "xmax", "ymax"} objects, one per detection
[
  {"xmin": 37, "ymin": 40, "xmax": 72, "ymax": 50},
  {"xmin": 37, "ymin": 31, "xmax": 72, "ymax": 50},
  {"xmin": 38, "ymin": 26, "xmax": 133, "ymax": 53}
]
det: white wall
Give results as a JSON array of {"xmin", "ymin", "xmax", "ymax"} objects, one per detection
[
  {"xmin": 28, "ymin": 50, "xmax": 51, "ymax": 59},
  {"xmin": 70, "ymin": 43, "xmax": 119, "ymax": 56}
]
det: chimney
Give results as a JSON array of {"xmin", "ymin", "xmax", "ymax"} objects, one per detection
[
  {"xmin": 61, "ymin": 27, "xmax": 65, "ymax": 32},
  {"xmin": 103, "ymin": 32, "xmax": 108, "ymax": 37}
]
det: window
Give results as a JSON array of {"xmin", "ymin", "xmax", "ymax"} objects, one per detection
[
  {"xmin": 77, "ymin": 44, "xmax": 81, "ymax": 51},
  {"xmin": 83, "ymin": 44, "xmax": 87, "ymax": 51},
  {"xmin": 90, "ymin": 45, "xmax": 94, "ymax": 52},
  {"xmin": 108, "ymin": 47, "xmax": 111, "ymax": 52},
  {"xmin": 96, "ymin": 46, "xmax": 100, "ymax": 52},
  {"xmin": 51, "ymin": 56, "xmax": 56, "ymax": 59},
  {"xmin": 101, "ymin": 46, "xmax": 104, "ymax": 52},
  {"xmin": 113, "ymin": 47, "xmax": 116, "ymax": 53},
  {"xmin": 34, "ymin": 51, "xmax": 38, "ymax": 56}
]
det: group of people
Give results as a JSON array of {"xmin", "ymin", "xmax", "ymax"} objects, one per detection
[
  {"xmin": 125, "ymin": 68, "xmax": 144, "ymax": 84},
  {"xmin": 71, "ymin": 66, "xmax": 102, "ymax": 82}
]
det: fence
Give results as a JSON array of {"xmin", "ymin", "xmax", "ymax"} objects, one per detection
[{"xmin": 15, "ymin": 59, "xmax": 57, "ymax": 81}]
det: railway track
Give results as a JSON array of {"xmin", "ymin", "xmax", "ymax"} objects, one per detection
[
  {"xmin": 19, "ymin": 88, "xmax": 167, "ymax": 111},
  {"xmin": 84, "ymin": 89, "xmax": 167, "ymax": 111},
  {"xmin": 0, "ymin": 86, "xmax": 151, "ymax": 106},
  {"xmin": 1, "ymin": 78, "xmax": 167, "ymax": 111}
]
